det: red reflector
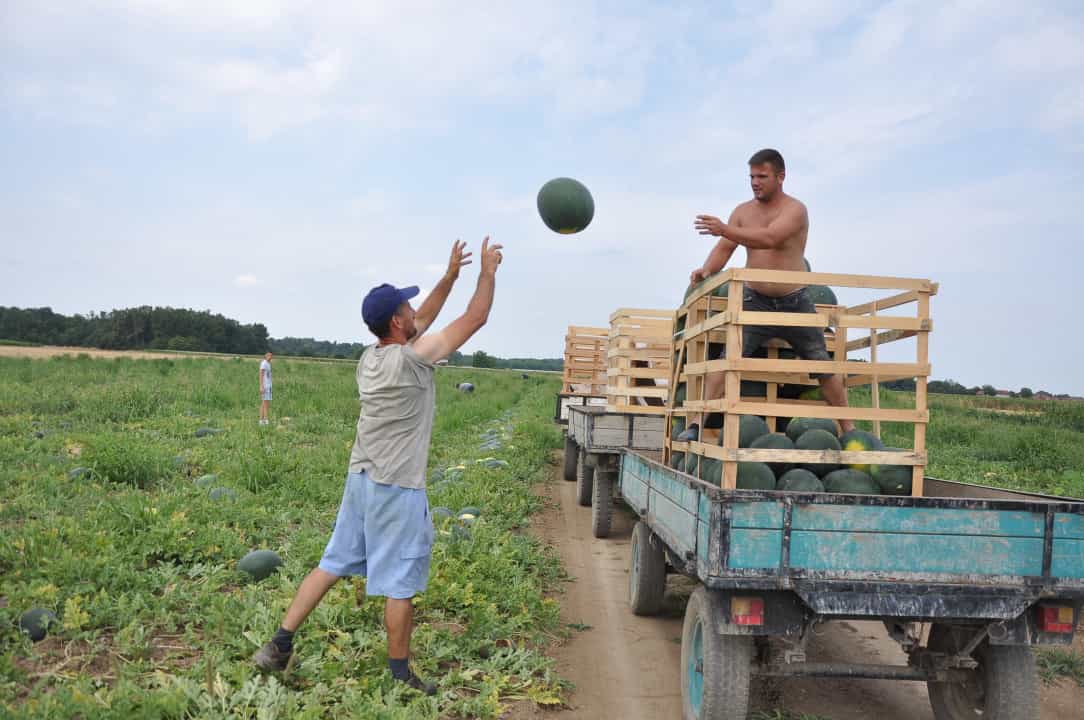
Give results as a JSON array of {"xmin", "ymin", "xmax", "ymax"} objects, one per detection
[
  {"xmin": 1038, "ymin": 605, "xmax": 1075, "ymax": 634},
  {"xmin": 731, "ymin": 597, "xmax": 765, "ymax": 626}
]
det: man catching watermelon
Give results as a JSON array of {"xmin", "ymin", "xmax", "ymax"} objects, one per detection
[
  {"xmin": 253, "ymin": 237, "xmax": 504, "ymax": 695},
  {"xmin": 680, "ymin": 148, "xmax": 854, "ymax": 440}
]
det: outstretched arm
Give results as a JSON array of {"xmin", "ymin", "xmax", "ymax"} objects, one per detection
[
  {"xmin": 413, "ymin": 240, "xmax": 473, "ymax": 338},
  {"xmin": 694, "ymin": 202, "xmax": 807, "ymax": 250},
  {"xmin": 689, "ymin": 208, "xmax": 740, "ymax": 284},
  {"xmin": 413, "ymin": 238, "xmax": 503, "ymax": 363}
]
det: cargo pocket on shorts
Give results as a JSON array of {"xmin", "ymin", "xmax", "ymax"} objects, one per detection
[{"xmin": 400, "ymin": 491, "xmax": 435, "ymax": 559}]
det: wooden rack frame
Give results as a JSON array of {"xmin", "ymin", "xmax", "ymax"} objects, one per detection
[
  {"xmin": 665, "ymin": 268, "xmax": 937, "ymax": 496},
  {"xmin": 606, "ymin": 308, "xmax": 675, "ymax": 415},
  {"xmin": 562, "ymin": 325, "xmax": 609, "ymax": 396}
]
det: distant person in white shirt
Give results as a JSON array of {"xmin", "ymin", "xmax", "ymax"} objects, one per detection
[{"xmin": 259, "ymin": 352, "xmax": 273, "ymax": 425}]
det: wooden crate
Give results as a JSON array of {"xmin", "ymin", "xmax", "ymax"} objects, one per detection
[
  {"xmin": 606, "ymin": 308, "xmax": 675, "ymax": 415},
  {"xmin": 665, "ymin": 268, "xmax": 937, "ymax": 497},
  {"xmin": 562, "ymin": 325, "xmax": 609, "ymax": 395}
]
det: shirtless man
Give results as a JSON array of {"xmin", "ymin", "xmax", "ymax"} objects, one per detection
[{"xmin": 678, "ymin": 148, "xmax": 853, "ymax": 441}]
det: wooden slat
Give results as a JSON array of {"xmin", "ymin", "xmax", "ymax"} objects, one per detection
[
  {"xmin": 685, "ymin": 358, "xmax": 930, "ymax": 377},
  {"xmin": 721, "ymin": 401, "xmax": 929, "ymax": 423},
  {"xmin": 689, "ymin": 443, "xmax": 926, "ymax": 466},
  {"xmin": 846, "ymin": 329, "xmax": 916, "ymax": 352},
  {"xmin": 729, "ymin": 268, "xmax": 936, "ymax": 292}
]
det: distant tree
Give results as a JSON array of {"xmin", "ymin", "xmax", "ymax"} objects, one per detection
[
  {"xmin": 472, "ymin": 350, "xmax": 497, "ymax": 368},
  {"xmin": 1019, "ymin": 387, "xmax": 1034, "ymax": 399},
  {"xmin": 981, "ymin": 384, "xmax": 997, "ymax": 396}
]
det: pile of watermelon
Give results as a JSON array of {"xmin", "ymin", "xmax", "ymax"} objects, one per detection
[{"xmin": 675, "ymin": 416, "xmax": 912, "ymax": 496}]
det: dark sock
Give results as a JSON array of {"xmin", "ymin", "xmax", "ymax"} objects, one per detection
[
  {"xmin": 389, "ymin": 656, "xmax": 410, "ymax": 680},
  {"xmin": 271, "ymin": 627, "xmax": 294, "ymax": 654}
]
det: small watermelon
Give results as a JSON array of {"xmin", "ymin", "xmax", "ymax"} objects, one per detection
[
  {"xmin": 432, "ymin": 506, "xmax": 455, "ymax": 522},
  {"xmin": 457, "ymin": 383, "xmax": 475, "ymax": 393},
  {"xmin": 749, "ymin": 432, "xmax": 795, "ymax": 478},
  {"xmin": 19, "ymin": 608, "xmax": 58, "ymax": 642},
  {"xmin": 194, "ymin": 427, "xmax": 222, "ymax": 438},
  {"xmin": 823, "ymin": 469, "xmax": 880, "ymax": 495},
  {"xmin": 777, "ymin": 468, "xmax": 824, "ymax": 492},
  {"xmin": 737, "ymin": 462, "xmax": 777, "ymax": 490},
  {"xmin": 839, "ymin": 429, "xmax": 885, "ymax": 473},
  {"xmin": 238, "ymin": 550, "xmax": 283, "ymax": 581},
  {"xmin": 208, "ymin": 487, "xmax": 237, "ymax": 501},
  {"xmin": 537, "ymin": 177, "xmax": 594, "ymax": 234},
  {"xmin": 785, "ymin": 417, "xmax": 838, "ymax": 442},
  {"xmin": 67, "ymin": 466, "xmax": 91, "ymax": 480},
  {"xmin": 195, "ymin": 473, "xmax": 217, "ymax": 488},
  {"xmin": 795, "ymin": 429, "xmax": 842, "ymax": 476}
]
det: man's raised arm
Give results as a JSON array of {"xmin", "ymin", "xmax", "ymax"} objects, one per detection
[
  {"xmin": 413, "ymin": 240, "xmax": 473, "ymax": 338},
  {"xmin": 694, "ymin": 202, "xmax": 807, "ymax": 250},
  {"xmin": 413, "ymin": 237, "xmax": 503, "ymax": 363}
]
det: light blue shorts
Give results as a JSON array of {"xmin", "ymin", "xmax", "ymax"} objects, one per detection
[
  {"xmin": 319, "ymin": 471, "xmax": 434, "ymax": 599},
  {"xmin": 261, "ymin": 389, "xmax": 272, "ymax": 401}
]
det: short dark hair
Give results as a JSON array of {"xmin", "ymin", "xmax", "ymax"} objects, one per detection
[
  {"xmin": 365, "ymin": 302, "xmax": 405, "ymax": 339},
  {"xmin": 748, "ymin": 148, "xmax": 785, "ymax": 173}
]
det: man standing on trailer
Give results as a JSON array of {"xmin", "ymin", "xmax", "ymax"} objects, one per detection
[
  {"xmin": 679, "ymin": 148, "xmax": 853, "ymax": 441},
  {"xmin": 253, "ymin": 237, "xmax": 504, "ymax": 694}
]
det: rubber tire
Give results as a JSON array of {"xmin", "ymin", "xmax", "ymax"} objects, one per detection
[
  {"xmin": 629, "ymin": 521, "xmax": 666, "ymax": 615},
  {"xmin": 592, "ymin": 469, "xmax": 614, "ymax": 538},
  {"xmin": 681, "ymin": 586, "xmax": 753, "ymax": 720},
  {"xmin": 926, "ymin": 624, "xmax": 1039, "ymax": 720},
  {"xmin": 576, "ymin": 449, "xmax": 594, "ymax": 507},
  {"xmin": 563, "ymin": 435, "xmax": 578, "ymax": 482}
]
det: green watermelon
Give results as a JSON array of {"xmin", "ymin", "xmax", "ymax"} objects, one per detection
[
  {"xmin": 458, "ymin": 506, "xmax": 482, "ymax": 519},
  {"xmin": 785, "ymin": 417, "xmax": 838, "ymax": 442},
  {"xmin": 839, "ymin": 430, "xmax": 885, "ymax": 472},
  {"xmin": 777, "ymin": 468, "xmax": 824, "ymax": 492},
  {"xmin": 684, "ymin": 273, "xmax": 731, "ymax": 302},
  {"xmin": 238, "ymin": 549, "xmax": 283, "ymax": 581},
  {"xmin": 537, "ymin": 177, "xmax": 594, "ymax": 234},
  {"xmin": 807, "ymin": 285, "xmax": 838, "ymax": 306},
  {"xmin": 671, "ymin": 416, "xmax": 686, "ymax": 441},
  {"xmin": 194, "ymin": 427, "xmax": 222, "ymax": 438},
  {"xmin": 700, "ymin": 457, "xmax": 723, "ymax": 485},
  {"xmin": 68, "ymin": 466, "xmax": 91, "ymax": 480},
  {"xmin": 738, "ymin": 415, "xmax": 771, "ymax": 448},
  {"xmin": 795, "ymin": 429, "xmax": 842, "ymax": 476},
  {"xmin": 749, "ymin": 432, "xmax": 795, "ymax": 477},
  {"xmin": 670, "ymin": 452, "xmax": 686, "ymax": 471},
  {"xmin": 432, "ymin": 506, "xmax": 455, "ymax": 523},
  {"xmin": 823, "ymin": 469, "xmax": 880, "ymax": 495},
  {"xmin": 872, "ymin": 448, "xmax": 912, "ymax": 495},
  {"xmin": 675, "ymin": 382, "xmax": 687, "ymax": 406},
  {"xmin": 19, "ymin": 608, "xmax": 58, "ymax": 642},
  {"xmin": 737, "ymin": 462, "xmax": 777, "ymax": 490},
  {"xmin": 208, "ymin": 487, "xmax": 237, "ymax": 501},
  {"xmin": 685, "ymin": 453, "xmax": 699, "ymax": 476},
  {"xmin": 195, "ymin": 474, "xmax": 217, "ymax": 488}
]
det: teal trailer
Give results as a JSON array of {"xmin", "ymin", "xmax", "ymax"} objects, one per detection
[{"xmin": 615, "ymin": 450, "xmax": 1084, "ymax": 720}]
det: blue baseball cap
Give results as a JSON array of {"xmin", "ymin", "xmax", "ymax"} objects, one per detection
[{"xmin": 361, "ymin": 283, "xmax": 420, "ymax": 328}]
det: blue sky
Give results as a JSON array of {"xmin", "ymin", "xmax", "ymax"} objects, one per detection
[{"xmin": 3, "ymin": 1, "xmax": 1083, "ymax": 393}]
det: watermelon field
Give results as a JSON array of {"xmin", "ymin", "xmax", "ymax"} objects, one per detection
[{"xmin": 2, "ymin": 354, "xmax": 1084, "ymax": 718}]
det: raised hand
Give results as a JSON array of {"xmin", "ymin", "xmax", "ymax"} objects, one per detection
[
  {"xmin": 445, "ymin": 239, "xmax": 473, "ymax": 280},
  {"xmin": 689, "ymin": 267, "xmax": 706, "ymax": 285},
  {"xmin": 480, "ymin": 236, "xmax": 503, "ymax": 276},
  {"xmin": 694, "ymin": 214, "xmax": 727, "ymax": 237}
]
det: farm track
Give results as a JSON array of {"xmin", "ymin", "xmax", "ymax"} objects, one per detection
[{"xmin": 532, "ymin": 453, "xmax": 1084, "ymax": 719}]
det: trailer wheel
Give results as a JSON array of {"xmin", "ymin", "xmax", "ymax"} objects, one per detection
[
  {"xmin": 576, "ymin": 449, "xmax": 594, "ymax": 507},
  {"xmin": 591, "ymin": 469, "xmax": 614, "ymax": 538},
  {"xmin": 681, "ymin": 586, "xmax": 752, "ymax": 720},
  {"xmin": 629, "ymin": 521, "xmax": 666, "ymax": 615},
  {"xmin": 563, "ymin": 435, "xmax": 578, "ymax": 481},
  {"xmin": 926, "ymin": 624, "xmax": 1038, "ymax": 720}
]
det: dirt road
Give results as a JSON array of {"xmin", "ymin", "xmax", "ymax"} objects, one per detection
[{"xmin": 532, "ymin": 458, "xmax": 1082, "ymax": 719}]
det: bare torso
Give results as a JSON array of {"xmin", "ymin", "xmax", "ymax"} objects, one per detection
[{"xmin": 734, "ymin": 194, "xmax": 809, "ymax": 296}]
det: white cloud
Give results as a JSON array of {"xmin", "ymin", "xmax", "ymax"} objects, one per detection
[{"xmin": 234, "ymin": 274, "xmax": 260, "ymax": 287}]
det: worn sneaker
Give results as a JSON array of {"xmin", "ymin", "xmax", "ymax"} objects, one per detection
[
  {"xmin": 676, "ymin": 423, "xmax": 700, "ymax": 442},
  {"xmin": 253, "ymin": 641, "xmax": 292, "ymax": 673},
  {"xmin": 398, "ymin": 671, "xmax": 437, "ymax": 696}
]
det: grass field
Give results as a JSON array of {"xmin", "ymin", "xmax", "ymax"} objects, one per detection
[
  {"xmin": 0, "ymin": 356, "xmax": 566, "ymax": 718},
  {"xmin": 2, "ymin": 356, "xmax": 1083, "ymax": 718}
]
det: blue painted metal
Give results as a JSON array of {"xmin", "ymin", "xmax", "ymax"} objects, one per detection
[
  {"xmin": 731, "ymin": 501, "xmax": 784, "ymax": 529},
  {"xmin": 728, "ymin": 529, "xmax": 784, "ymax": 570},
  {"xmin": 793, "ymin": 505, "xmax": 1045, "ymax": 537},
  {"xmin": 790, "ymin": 532, "xmax": 1044, "ymax": 576},
  {"xmin": 1054, "ymin": 513, "xmax": 1084, "ymax": 540},
  {"xmin": 651, "ymin": 490, "xmax": 697, "ymax": 557},
  {"xmin": 1051, "ymin": 539, "xmax": 1084, "ymax": 578}
]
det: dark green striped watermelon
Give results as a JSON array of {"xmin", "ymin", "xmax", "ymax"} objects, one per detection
[
  {"xmin": 785, "ymin": 417, "xmax": 838, "ymax": 442},
  {"xmin": 749, "ymin": 432, "xmax": 795, "ymax": 477},
  {"xmin": 872, "ymin": 448, "xmax": 912, "ymax": 495},
  {"xmin": 777, "ymin": 468, "xmax": 824, "ymax": 492},
  {"xmin": 807, "ymin": 285, "xmax": 838, "ymax": 306},
  {"xmin": 537, "ymin": 178, "xmax": 594, "ymax": 234},
  {"xmin": 238, "ymin": 550, "xmax": 283, "ymax": 581},
  {"xmin": 795, "ymin": 429, "xmax": 842, "ymax": 476},
  {"xmin": 670, "ymin": 452, "xmax": 686, "ymax": 471},
  {"xmin": 839, "ymin": 429, "xmax": 885, "ymax": 472},
  {"xmin": 737, "ymin": 462, "xmax": 777, "ymax": 490},
  {"xmin": 19, "ymin": 608, "xmax": 58, "ymax": 642},
  {"xmin": 823, "ymin": 469, "xmax": 880, "ymax": 495}
]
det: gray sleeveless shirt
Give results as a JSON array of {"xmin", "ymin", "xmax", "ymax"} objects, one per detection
[{"xmin": 347, "ymin": 343, "xmax": 435, "ymax": 489}]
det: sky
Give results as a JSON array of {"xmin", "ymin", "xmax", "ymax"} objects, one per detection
[{"xmin": 2, "ymin": 1, "xmax": 1083, "ymax": 394}]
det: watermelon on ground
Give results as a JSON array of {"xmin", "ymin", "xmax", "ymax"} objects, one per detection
[
  {"xmin": 238, "ymin": 550, "xmax": 283, "ymax": 581},
  {"xmin": 795, "ymin": 429, "xmax": 842, "ymax": 476},
  {"xmin": 19, "ymin": 608, "xmax": 58, "ymax": 642},
  {"xmin": 737, "ymin": 462, "xmax": 777, "ymax": 490},
  {"xmin": 208, "ymin": 487, "xmax": 237, "ymax": 501},
  {"xmin": 777, "ymin": 468, "xmax": 824, "ymax": 492},
  {"xmin": 749, "ymin": 432, "xmax": 795, "ymax": 478},
  {"xmin": 838, "ymin": 429, "xmax": 885, "ymax": 472},
  {"xmin": 195, "ymin": 474, "xmax": 217, "ymax": 488},
  {"xmin": 823, "ymin": 469, "xmax": 880, "ymax": 495}
]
